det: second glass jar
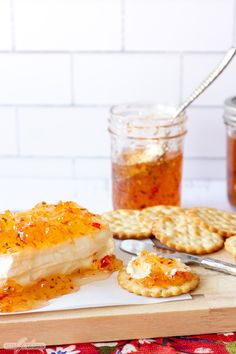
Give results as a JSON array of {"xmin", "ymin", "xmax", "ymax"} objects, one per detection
[
  {"xmin": 109, "ymin": 103, "xmax": 187, "ymax": 210},
  {"xmin": 224, "ymin": 97, "xmax": 236, "ymax": 208}
]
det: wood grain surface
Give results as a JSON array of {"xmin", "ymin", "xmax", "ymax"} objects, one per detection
[{"xmin": 0, "ymin": 248, "xmax": 235, "ymax": 347}]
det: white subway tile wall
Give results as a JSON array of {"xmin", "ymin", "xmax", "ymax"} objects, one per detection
[
  {"xmin": 0, "ymin": 0, "xmax": 235, "ymax": 210},
  {"xmin": 14, "ymin": 0, "xmax": 122, "ymax": 51},
  {"xmin": 18, "ymin": 107, "xmax": 110, "ymax": 156},
  {"xmin": 0, "ymin": 54, "xmax": 71, "ymax": 105},
  {"xmin": 183, "ymin": 54, "xmax": 236, "ymax": 106},
  {"xmin": 0, "ymin": 179, "xmax": 76, "ymax": 210},
  {"xmin": 0, "ymin": 158, "xmax": 73, "ymax": 178},
  {"xmin": 0, "ymin": 108, "xmax": 18, "ymax": 155},
  {"xmin": 185, "ymin": 107, "xmax": 226, "ymax": 158},
  {"xmin": 0, "ymin": 0, "xmax": 12, "ymax": 50},
  {"xmin": 73, "ymin": 54, "xmax": 180, "ymax": 104},
  {"xmin": 125, "ymin": 0, "xmax": 234, "ymax": 51}
]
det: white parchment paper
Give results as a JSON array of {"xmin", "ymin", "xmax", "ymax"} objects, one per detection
[{"xmin": 1, "ymin": 240, "xmax": 191, "ymax": 315}]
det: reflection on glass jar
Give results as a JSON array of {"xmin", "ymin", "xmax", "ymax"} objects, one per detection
[
  {"xmin": 224, "ymin": 97, "xmax": 236, "ymax": 208},
  {"xmin": 108, "ymin": 103, "xmax": 187, "ymax": 210}
]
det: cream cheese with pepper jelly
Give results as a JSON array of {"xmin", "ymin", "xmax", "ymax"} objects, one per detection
[
  {"xmin": 126, "ymin": 254, "xmax": 152, "ymax": 279},
  {"xmin": 126, "ymin": 251, "xmax": 191, "ymax": 283},
  {"xmin": 0, "ymin": 201, "xmax": 121, "ymax": 312},
  {"xmin": 124, "ymin": 144, "xmax": 165, "ymax": 165}
]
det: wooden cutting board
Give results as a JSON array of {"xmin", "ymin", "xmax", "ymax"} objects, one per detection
[{"xmin": 0, "ymin": 249, "xmax": 236, "ymax": 347}]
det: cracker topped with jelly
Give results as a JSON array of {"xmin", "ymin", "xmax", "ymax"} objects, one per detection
[{"xmin": 118, "ymin": 250, "xmax": 199, "ymax": 297}]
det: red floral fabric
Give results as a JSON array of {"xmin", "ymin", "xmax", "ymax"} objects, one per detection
[{"xmin": 1, "ymin": 333, "xmax": 236, "ymax": 354}]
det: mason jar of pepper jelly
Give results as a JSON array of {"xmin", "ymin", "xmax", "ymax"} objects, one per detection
[
  {"xmin": 224, "ymin": 97, "xmax": 236, "ymax": 208},
  {"xmin": 108, "ymin": 103, "xmax": 187, "ymax": 210}
]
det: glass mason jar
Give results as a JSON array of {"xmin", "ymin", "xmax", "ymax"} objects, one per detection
[
  {"xmin": 224, "ymin": 97, "xmax": 236, "ymax": 208},
  {"xmin": 108, "ymin": 103, "xmax": 187, "ymax": 210}
]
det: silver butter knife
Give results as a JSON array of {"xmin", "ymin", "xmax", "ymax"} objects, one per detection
[{"xmin": 120, "ymin": 239, "xmax": 236, "ymax": 276}]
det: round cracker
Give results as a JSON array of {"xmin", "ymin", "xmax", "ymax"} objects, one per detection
[
  {"xmin": 118, "ymin": 268, "xmax": 199, "ymax": 297},
  {"xmin": 187, "ymin": 207, "xmax": 236, "ymax": 237},
  {"xmin": 102, "ymin": 209, "xmax": 151, "ymax": 239},
  {"xmin": 225, "ymin": 236, "xmax": 236, "ymax": 257},
  {"xmin": 152, "ymin": 213, "xmax": 224, "ymax": 255},
  {"xmin": 140, "ymin": 205, "xmax": 183, "ymax": 225}
]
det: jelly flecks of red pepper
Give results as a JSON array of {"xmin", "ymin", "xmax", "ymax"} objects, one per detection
[
  {"xmin": 150, "ymin": 186, "xmax": 159, "ymax": 197},
  {"xmin": 100, "ymin": 255, "xmax": 112, "ymax": 268},
  {"xmin": 112, "ymin": 152, "xmax": 183, "ymax": 209},
  {"xmin": 92, "ymin": 222, "xmax": 101, "ymax": 229}
]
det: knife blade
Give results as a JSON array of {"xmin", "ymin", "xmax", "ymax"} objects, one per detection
[{"xmin": 120, "ymin": 239, "xmax": 236, "ymax": 276}]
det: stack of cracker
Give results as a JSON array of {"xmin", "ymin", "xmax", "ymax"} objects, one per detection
[
  {"xmin": 102, "ymin": 206, "xmax": 236, "ymax": 256},
  {"xmin": 102, "ymin": 206, "xmax": 236, "ymax": 298}
]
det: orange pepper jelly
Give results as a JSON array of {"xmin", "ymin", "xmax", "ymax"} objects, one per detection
[
  {"xmin": 109, "ymin": 103, "xmax": 187, "ymax": 210},
  {"xmin": 0, "ymin": 255, "xmax": 122, "ymax": 313},
  {"xmin": 224, "ymin": 96, "xmax": 236, "ymax": 208},
  {"xmin": 112, "ymin": 149, "xmax": 183, "ymax": 210},
  {"xmin": 0, "ymin": 201, "xmax": 106, "ymax": 253},
  {"xmin": 227, "ymin": 133, "xmax": 236, "ymax": 207},
  {"xmin": 126, "ymin": 250, "xmax": 194, "ymax": 288}
]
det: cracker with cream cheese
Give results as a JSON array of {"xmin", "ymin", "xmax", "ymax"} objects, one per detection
[
  {"xmin": 152, "ymin": 212, "xmax": 224, "ymax": 255},
  {"xmin": 118, "ymin": 250, "xmax": 199, "ymax": 297},
  {"xmin": 102, "ymin": 209, "xmax": 152, "ymax": 239}
]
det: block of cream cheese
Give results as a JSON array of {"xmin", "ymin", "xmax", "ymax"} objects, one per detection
[{"xmin": 0, "ymin": 201, "xmax": 114, "ymax": 288}]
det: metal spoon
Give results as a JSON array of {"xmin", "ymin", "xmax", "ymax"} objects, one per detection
[{"xmin": 174, "ymin": 47, "xmax": 236, "ymax": 119}]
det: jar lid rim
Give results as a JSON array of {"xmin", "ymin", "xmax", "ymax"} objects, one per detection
[
  {"xmin": 109, "ymin": 102, "xmax": 187, "ymax": 139},
  {"xmin": 110, "ymin": 102, "xmax": 186, "ymax": 123}
]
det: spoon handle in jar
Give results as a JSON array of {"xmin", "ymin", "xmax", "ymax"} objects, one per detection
[{"xmin": 174, "ymin": 47, "xmax": 236, "ymax": 119}]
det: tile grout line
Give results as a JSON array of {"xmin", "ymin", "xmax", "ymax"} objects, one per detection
[
  {"xmin": 0, "ymin": 156, "xmax": 226, "ymax": 161},
  {"xmin": 0, "ymin": 176, "xmax": 226, "ymax": 182},
  {"xmin": 0, "ymin": 103, "xmax": 112, "ymax": 108},
  {"xmin": 10, "ymin": 0, "xmax": 16, "ymax": 51},
  {"xmin": 0, "ymin": 103, "xmax": 225, "ymax": 109},
  {"xmin": 0, "ymin": 176, "xmax": 223, "ymax": 181},
  {"xmin": 0, "ymin": 50, "xmax": 227, "ymax": 55}
]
